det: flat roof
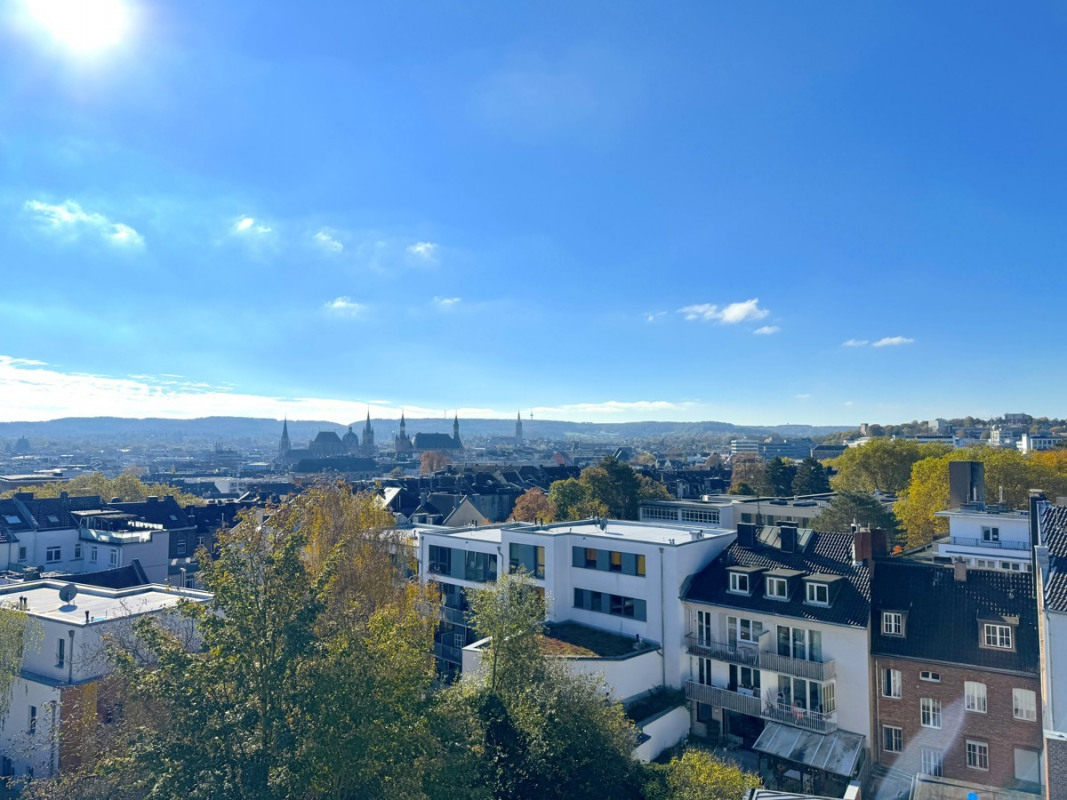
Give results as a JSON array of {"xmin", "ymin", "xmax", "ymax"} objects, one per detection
[
  {"xmin": 0, "ymin": 580, "xmax": 211, "ymax": 626},
  {"xmin": 418, "ymin": 518, "xmax": 734, "ymax": 546},
  {"xmin": 935, "ymin": 508, "xmax": 1029, "ymax": 519}
]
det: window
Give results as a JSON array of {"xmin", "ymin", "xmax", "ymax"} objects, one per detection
[
  {"xmin": 882, "ymin": 668, "xmax": 902, "ymax": 699},
  {"xmin": 982, "ymin": 526, "xmax": 1000, "ymax": 542},
  {"xmin": 695, "ymin": 610, "xmax": 713, "ymax": 647},
  {"xmin": 428, "ymin": 545, "xmax": 451, "ymax": 575},
  {"xmin": 921, "ymin": 749, "xmax": 943, "ymax": 777},
  {"xmin": 17, "ymin": 546, "xmax": 26, "ymax": 562},
  {"xmin": 463, "ymin": 551, "xmax": 497, "ymax": 582},
  {"xmin": 109, "ymin": 549, "xmax": 118, "ymax": 567},
  {"xmin": 2, "ymin": 515, "xmax": 19, "ymax": 525},
  {"xmin": 89, "ymin": 546, "xmax": 98, "ymax": 563},
  {"xmin": 46, "ymin": 546, "xmax": 61, "ymax": 563},
  {"xmin": 965, "ymin": 682, "xmax": 988, "ymax": 713},
  {"xmin": 571, "ymin": 547, "xmax": 645, "ymax": 576},
  {"xmin": 882, "ymin": 612, "xmax": 903, "ymax": 636},
  {"xmin": 73, "ymin": 542, "xmax": 82, "ymax": 559},
  {"xmin": 883, "ymin": 725, "xmax": 903, "ymax": 753},
  {"xmin": 1015, "ymin": 748, "xmax": 1041, "ymax": 783},
  {"xmin": 777, "ymin": 625, "xmax": 822, "ymax": 661},
  {"xmin": 766, "ymin": 577, "xmax": 788, "ymax": 599},
  {"xmin": 920, "ymin": 671, "xmax": 940, "ymax": 682},
  {"xmin": 176, "ymin": 538, "xmax": 187, "ymax": 557},
  {"xmin": 697, "ymin": 657, "xmax": 713, "ymax": 686},
  {"xmin": 984, "ymin": 623, "xmax": 1013, "ymax": 649},
  {"xmin": 509, "ymin": 543, "xmax": 545, "ymax": 579},
  {"xmin": 728, "ymin": 572, "xmax": 750, "ymax": 594},
  {"xmin": 681, "ymin": 508, "xmax": 719, "ymax": 525},
  {"xmin": 777, "ymin": 676, "xmax": 831, "ymax": 713},
  {"xmin": 805, "ymin": 582, "xmax": 829, "ymax": 605},
  {"xmin": 966, "ymin": 740, "xmax": 989, "ymax": 771},
  {"xmin": 642, "ymin": 505, "xmax": 678, "ymax": 522},
  {"xmin": 921, "ymin": 698, "xmax": 942, "ymax": 728},
  {"xmin": 728, "ymin": 616, "xmax": 763, "ymax": 645},
  {"xmin": 1013, "ymin": 688, "xmax": 1037, "ymax": 721},
  {"xmin": 28, "ymin": 706, "xmax": 36, "ymax": 736},
  {"xmin": 56, "ymin": 637, "xmax": 65, "ymax": 668},
  {"xmin": 573, "ymin": 588, "xmax": 646, "ymax": 621},
  {"xmin": 609, "ymin": 550, "xmax": 622, "ymax": 572}
]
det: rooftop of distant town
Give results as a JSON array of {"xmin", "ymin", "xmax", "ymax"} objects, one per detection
[{"xmin": 0, "ymin": 580, "xmax": 211, "ymax": 626}]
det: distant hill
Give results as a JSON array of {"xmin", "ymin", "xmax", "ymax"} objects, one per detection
[{"xmin": 0, "ymin": 416, "xmax": 850, "ymax": 447}]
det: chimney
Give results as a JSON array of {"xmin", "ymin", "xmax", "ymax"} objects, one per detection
[
  {"xmin": 853, "ymin": 527, "xmax": 886, "ymax": 565},
  {"xmin": 1029, "ymin": 490, "xmax": 1047, "ymax": 550},
  {"xmin": 953, "ymin": 557, "xmax": 968, "ymax": 583},
  {"xmin": 780, "ymin": 523, "xmax": 798, "ymax": 553},
  {"xmin": 1036, "ymin": 545, "xmax": 1051, "ymax": 582},
  {"xmin": 146, "ymin": 496, "xmax": 159, "ymax": 503},
  {"xmin": 737, "ymin": 523, "xmax": 757, "ymax": 549},
  {"xmin": 949, "ymin": 461, "xmax": 986, "ymax": 508}
]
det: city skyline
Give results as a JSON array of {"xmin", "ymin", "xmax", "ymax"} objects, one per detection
[{"xmin": 2, "ymin": 2, "xmax": 1064, "ymax": 425}]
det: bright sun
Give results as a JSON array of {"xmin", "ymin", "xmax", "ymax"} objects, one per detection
[{"xmin": 25, "ymin": 0, "xmax": 130, "ymax": 53}]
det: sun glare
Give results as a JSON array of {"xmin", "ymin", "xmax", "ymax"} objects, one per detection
[{"xmin": 25, "ymin": 0, "xmax": 130, "ymax": 53}]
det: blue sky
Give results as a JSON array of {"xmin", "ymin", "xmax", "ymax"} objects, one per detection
[{"xmin": 1, "ymin": 1, "xmax": 1064, "ymax": 425}]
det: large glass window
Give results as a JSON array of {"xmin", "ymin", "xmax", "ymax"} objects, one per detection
[
  {"xmin": 571, "ymin": 546, "xmax": 645, "ymax": 576},
  {"xmin": 777, "ymin": 676, "xmax": 832, "ymax": 713},
  {"xmin": 464, "ymin": 551, "xmax": 497, "ymax": 583},
  {"xmin": 777, "ymin": 625, "xmax": 822, "ymax": 661},
  {"xmin": 573, "ymin": 588, "xmax": 646, "ymax": 621},
  {"xmin": 696, "ymin": 610, "xmax": 713, "ymax": 646},
  {"xmin": 428, "ymin": 545, "xmax": 451, "ymax": 575},
  {"xmin": 728, "ymin": 616, "xmax": 763, "ymax": 646},
  {"xmin": 509, "ymin": 543, "xmax": 545, "ymax": 579}
]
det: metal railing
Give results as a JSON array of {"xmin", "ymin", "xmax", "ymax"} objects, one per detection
[
  {"xmin": 685, "ymin": 634, "xmax": 835, "ymax": 681},
  {"xmin": 948, "ymin": 537, "xmax": 1028, "ymax": 551},
  {"xmin": 685, "ymin": 682, "xmax": 837, "ymax": 734}
]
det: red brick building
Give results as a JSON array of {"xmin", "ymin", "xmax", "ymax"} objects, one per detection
[{"xmin": 870, "ymin": 559, "xmax": 1042, "ymax": 791}]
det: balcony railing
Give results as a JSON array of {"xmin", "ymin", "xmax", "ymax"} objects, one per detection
[
  {"xmin": 948, "ymin": 537, "xmax": 1029, "ymax": 551},
  {"xmin": 685, "ymin": 634, "xmax": 836, "ymax": 681},
  {"xmin": 685, "ymin": 682, "xmax": 837, "ymax": 734}
]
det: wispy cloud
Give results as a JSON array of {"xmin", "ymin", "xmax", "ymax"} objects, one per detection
[
  {"xmin": 754, "ymin": 325, "xmax": 780, "ymax": 335},
  {"xmin": 323, "ymin": 296, "xmax": 366, "ymax": 317},
  {"xmin": 679, "ymin": 298, "xmax": 769, "ymax": 324},
  {"xmin": 532, "ymin": 400, "xmax": 694, "ymax": 416},
  {"xmin": 407, "ymin": 241, "xmax": 439, "ymax": 261},
  {"xmin": 232, "ymin": 216, "xmax": 272, "ymax": 235},
  {"xmin": 433, "ymin": 296, "xmax": 461, "ymax": 309},
  {"xmin": 645, "ymin": 311, "xmax": 666, "ymax": 323},
  {"xmin": 842, "ymin": 339, "xmax": 869, "ymax": 347},
  {"xmin": 872, "ymin": 336, "xmax": 915, "ymax": 347},
  {"xmin": 24, "ymin": 199, "xmax": 144, "ymax": 247},
  {"xmin": 313, "ymin": 229, "xmax": 343, "ymax": 254}
]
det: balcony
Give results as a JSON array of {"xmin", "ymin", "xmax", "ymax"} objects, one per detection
[
  {"xmin": 948, "ymin": 536, "xmax": 1029, "ymax": 551},
  {"xmin": 685, "ymin": 634, "xmax": 836, "ymax": 681},
  {"xmin": 685, "ymin": 682, "xmax": 837, "ymax": 734}
]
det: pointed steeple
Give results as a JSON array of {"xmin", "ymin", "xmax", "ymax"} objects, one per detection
[
  {"xmin": 515, "ymin": 410, "xmax": 523, "ymax": 441},
  {"xmin": 453, "ymin": 413, "xmax": 461, "ymax": 447},
  {"xmin": 279, "ymin": 417, "xmax": 291, "ymax": 457}
]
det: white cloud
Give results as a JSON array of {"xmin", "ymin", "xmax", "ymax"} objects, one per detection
[
  {"xmin": 754, "ymin": 326, "xmax": 780, "ymax": 335},
  {"xmin": 233, "ymin": 216, "xmax": 272, "ymax": 235},
  {"xmin": 323, "ymin": 296, "xmax": 366, "ymax": 317},
  {"xmin": 24, "ymin": 199, "xmax": 144, "ymax": 247},
  {"xmin": 313, "ymin": 229, "xmax": 343, "ymax": 253},
  {"xmin": 433, "ymin": 296, "xmax": 461, "ymax": 309},
  {"xmin": 679, "ymin": 298, "xmax": 769, "ymax": 324},
  {"xmin": 645, "ymin": 311, "xmax": 666, "ymax": 323},
  {"xmin": 407, "ymin": 241, "xmax": 438, "ymax": 260},
  {"xmin": 842, "ymin": 339, "xmax": 869, "ymax": 347},
  {"xmin": 872, "ymin": 336, "xmax": 915, "ymax": 348},
  {"xmin": 532, "ymin": 400, "xmax": 693, "ymax": 416}
]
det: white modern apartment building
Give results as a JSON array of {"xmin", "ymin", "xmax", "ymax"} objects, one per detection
[
  {"xmin": 0, "ymin": 579, "xmax": 210, "ymax": 779},
  {"xmin": 639, "ymin": 494, "xmax": 837, "ymax": 532},
  {"xmin": 414, "ymin": 518, "xmax": 736, "ymax": 690}
]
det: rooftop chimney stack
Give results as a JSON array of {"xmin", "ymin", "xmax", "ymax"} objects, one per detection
[
  {"xmin": 780, "ymin": 523, "xmax": 798, "ymax": 553},
  {"xmin": 949, "ymin": 461, "xmax": 986, "ymax": 509},
  {"xmin": 737, "ymin": 523, "xmax": 757, "ymax": 549},
  {"xmin": 953, "ymin": 557, "xmax": 968, "ymax": 583}
]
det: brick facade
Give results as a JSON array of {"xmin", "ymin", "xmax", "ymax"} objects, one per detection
[
  {"xmin": 872, "ymin": 656, "xmax": 1042, "ymax": 789},
  {"xmin": 1046, "ymin": 736, "xmax": 1067, "ymax": 800}
]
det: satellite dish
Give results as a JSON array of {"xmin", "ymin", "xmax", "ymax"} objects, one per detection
[{"xmin": 59, "ymin": 584, "xmax": 78, "ymax": 604}]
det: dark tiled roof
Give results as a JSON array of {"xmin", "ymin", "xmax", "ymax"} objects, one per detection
[
  {"xmin": 1041, "ymin": 505, "xmax": 1067, "ymax": 613},
  {"xmin": 15, "ymin": 495, "xmax": 105, "ymax": 530},
  {"xmin": 291, "ymin": 457, "xmax": 377, "ymax": 473},
  {"xmin": 109, "ymin": 497, "xmax": 193, "ymax": 529},
  {"xmin": 413, "ymin": 433, "xmax": 461, "ymax": 450},
  {"xmin": 68, "ymin": 559, "xmax": 151, "ymax": 589},
  {"xmin": 313, "ymin": 431, "xmax": 343, "ymax": 444},
  {"xmin": 684, "ymin": 530, "xmax": 871, "ymax": 628},
  {"xmin": 871, "ymin": 559, "xmax": 1038, "ymax": 674}
]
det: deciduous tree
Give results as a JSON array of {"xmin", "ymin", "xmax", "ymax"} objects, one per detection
[
  {"xmin": 510, "ymin": 488, "xmax": 556, "ymax": 523},
  {"xmin": 420, "ymin": 450, "xmax": 452, "ymax": 475},
  {"xmin": 643, "ymin": 748, "xmax": 761, "ymax": 800},
  {"xmin": 829, "ymin": 439, "xmax": 950, "ymax": 494}
]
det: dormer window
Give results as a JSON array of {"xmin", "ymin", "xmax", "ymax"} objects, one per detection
[
  {"xmin": 882, "ymin": 612, "xmax": 905, "ymax": 636},
  {"xmin": 983, "ymin": 623, "xmax": 1013, "ymax": 650},
  {"xmin": 805, "ymin": 582, "xmax": 829, "ymax": 606},
  {"xmin": 729, "ymin": 572, "xmax": 750, "ymax": 595},
  {"xmin": 766, "ymin": 577, "xmax": 788, "ymax": 600}
]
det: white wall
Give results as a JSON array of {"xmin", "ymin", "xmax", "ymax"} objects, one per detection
[
  {"xmin": 0, "ymin": 676, "xmax": 61, "ymax": 778},
  {"xmin": 634, "ymin": 705, "xmax": 690, "ymax": 763},
  {"xmin": 566, "ymin": 649, "xmax": 664, "ymax": 703}
]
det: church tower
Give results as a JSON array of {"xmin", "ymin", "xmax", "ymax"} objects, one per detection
[
  {"xmin": 395, "ymin": 411, "xmax": 413, "ymax": 453},
  {"xmin": 278, "ymin": 418, "xmax": 291, "ymax": 459},
  {"xmin": 362, "ymin": 410, "xmax": 375, "ymax": 454},
  {"xmin": 453, "ymin": 414, "xmax": 462, "ymax": 448},
  {"xmin": 515, "ymin": 411, "xmax": 523, "ymax": 442}
]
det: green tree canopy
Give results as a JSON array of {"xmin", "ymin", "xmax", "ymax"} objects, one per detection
[
  {"xmin": 829, "ymin": 439, "xmax": 951, "ymax": 494},
  {"xmin": 792, "ymin": 457, "xmax": 831, "ymax": 495},
  {"xmin": 643, "ymin": 748, "xmax": 761, "ymax": 800},
  {"xmin": 808, "ymin": 491, "xmax": 900, "ymax": 540},
  {"xmin": 763, "ymin": 457, "xmax": 796, "ymax": 497},
  {"xmin": 0, "ymin": 471, "xmax": 202, "ymax": 505}
]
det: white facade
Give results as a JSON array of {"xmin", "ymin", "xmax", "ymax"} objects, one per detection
[
  {"xmin": 416, "ymin": 519, "xmax": 735, "ymax": 687},
  {"xmin": 934, "ymin": 507, "xmax": 1031, "ymax": 572},
  {"xmin": 0, "ymin": 580, "xmax": 210, "ymax": 778}
]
